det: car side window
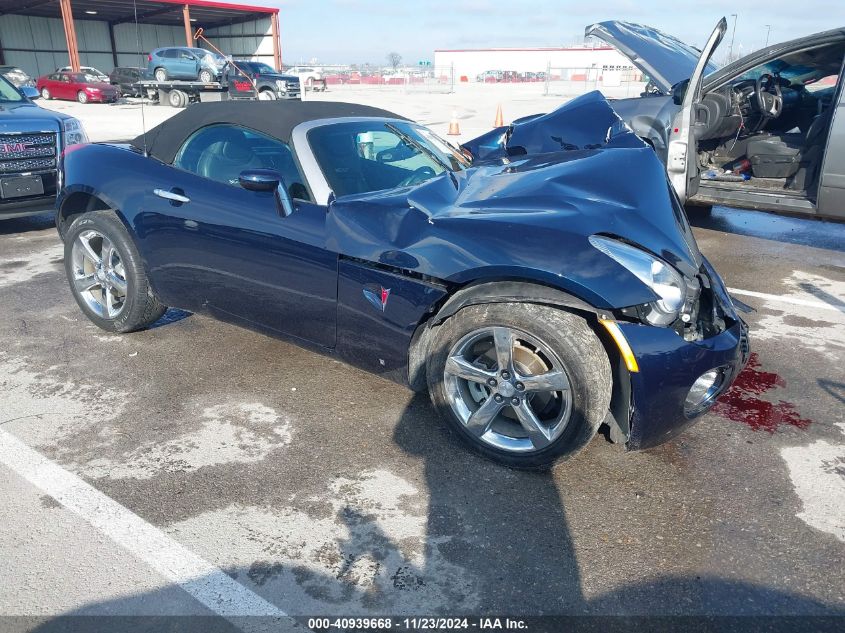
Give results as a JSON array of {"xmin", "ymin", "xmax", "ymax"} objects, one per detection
[
  {"xmin": 308, "ymin": 122, "xmax": 452, "ymax": 197},
  {"xmin": 173, "ymin": 124, "xmax": 310, "ymax": 201},
  {"xmin": 179, "ymin": 50, "xmax": 195, "ymax": 60},
  {"xmin": 162, "ymin": 49, "xmax": 177, "ymax": 58}
]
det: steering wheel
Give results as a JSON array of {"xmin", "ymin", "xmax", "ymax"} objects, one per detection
[
  {"xmin": 755, "ymin": 73, "xmax": 783, "ymax": 118},
  {"xmin": 398, "ymin": 166, "xmax": 436, "ymax": 187}
]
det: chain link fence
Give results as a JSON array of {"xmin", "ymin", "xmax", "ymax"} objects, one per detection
[
  {"xmin": 543, "ymin": 65, "xmax": 647, "ymax": 99},
  {"xmin": 312, "ymin": 64, "xmax": 454, "ymax": 93}
]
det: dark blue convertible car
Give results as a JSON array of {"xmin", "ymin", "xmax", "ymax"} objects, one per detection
[{"xmin": 56, "ymin": 94, "xmax": 749, "ymax": 467}]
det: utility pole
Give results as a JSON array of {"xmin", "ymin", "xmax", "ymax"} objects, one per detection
[
  {"xmin": 728, "ymin": 14, "xmax": 738, "ymax": 62},
  {"xmin": 764, "ymin": 25, "xmax": 772, "ymax": 47}
]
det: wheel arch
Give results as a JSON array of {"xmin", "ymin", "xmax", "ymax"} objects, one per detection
[
  {"xmin": 407, "ymin": 277, "xmax": 634, "ymax": 445},
  {"xmin": 408, "ymin": 279, "xmax": 612, "ymax": 391},
  {"xmin": 56, "ymin": 187, "xmax": 133, "ymax": 242}
]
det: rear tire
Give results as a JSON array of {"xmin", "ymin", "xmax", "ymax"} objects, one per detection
[
  {"xmin": 154, "ymin": 67, "xmax": 168, "ymax": 82},
  {"xmin": 64, "ymin": 211, "xmax": 167, "ymax": 333},
  {"xmin": 77, "ymin": 90, "xmax": 88, "ymax": 103},
  {"xmin": 426, "ymin": 303, "xmax": 611, "ymax": 468},
  {"xmin": 40, "ymin": 87, "xmax": 51, "ymax": 99},
  {"xmin": 168, "ymin": 89, "xmax": 186, "ymax": 108}
]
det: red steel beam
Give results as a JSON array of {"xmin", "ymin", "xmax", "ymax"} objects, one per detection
[
  {"xmin": 271, "ymin": 11, "xmax": 281, "ymax": 70},
  {"xmin": 183, "ymin": 4, "xmax": 193, "ymax": 47},
  {"xmin": 58, "ymin": 0, "xmax": 80, "ymax": 72}
]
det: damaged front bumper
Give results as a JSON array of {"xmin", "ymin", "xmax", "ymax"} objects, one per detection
[{"xmin": 612, "ymin": 258, "xmax": 751, "ymax": 450}]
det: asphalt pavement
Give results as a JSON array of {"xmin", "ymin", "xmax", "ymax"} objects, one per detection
[{"xmin": 0, "ymin": 207, "xmax": 843, "ymax": 631}]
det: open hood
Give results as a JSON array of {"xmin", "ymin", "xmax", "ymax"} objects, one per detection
[{"xmin": 585, "ymin": 21, "xmax": 721, "ymax": 94}]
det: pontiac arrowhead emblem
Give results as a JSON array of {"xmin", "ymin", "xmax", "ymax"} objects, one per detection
[{"xmin": 363, "ymin": 285, "xmax": 391, "ymax": 312}]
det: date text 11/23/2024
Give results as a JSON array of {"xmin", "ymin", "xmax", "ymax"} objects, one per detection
[{"xmin": 306, "ymin": 617, "xmax": 528, "ymax": 630}]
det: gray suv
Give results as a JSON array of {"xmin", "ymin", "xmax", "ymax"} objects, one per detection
[{"xmin": 147, "ymin": 47, "xmax": 227, "ymax": 83}]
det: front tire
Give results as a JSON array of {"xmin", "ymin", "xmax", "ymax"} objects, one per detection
[
  {"xmin": 64, "ymin": 211, "xmax": 167, "ymax": 333},
  {"xmin": 40, "ymin": 87, "xmax": 51, "ymax": 99},
  {"xmin": 77, "ymin": 90, "xmax": 88, "ymax": 103},
  {"xmin": 198, "ymin": 69, "xmax": 214, "ymax": 83},
  {"xmin": 426, "ymin": 303, "xmax": 611, "ymax": 468},
  {"xmin": 258, "ymin": 88, "xmax": 277, "ymax": 100}
]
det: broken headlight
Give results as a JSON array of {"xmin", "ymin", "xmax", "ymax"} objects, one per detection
[{"xmin": 589, "ymin": 236, "xmax": 686, "ymax": 326}]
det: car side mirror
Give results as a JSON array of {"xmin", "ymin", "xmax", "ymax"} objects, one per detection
[
  {"xmin": 238, "ymin": 168, "xmax": 294, "ymax": 217},
  {"xmin": 20, "ymin": 85, "xmax": 39, "ymax": 100},
  {"xmin": 672, "ymin": 79, "xmax": 690, "ymax": 106}
]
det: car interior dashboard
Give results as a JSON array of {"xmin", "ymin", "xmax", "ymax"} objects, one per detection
[{"xmin": 689, "ymin": 41, "xmax": 843, "ymax": 197}]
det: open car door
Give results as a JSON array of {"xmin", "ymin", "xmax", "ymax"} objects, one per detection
[{"xmin": 665, "ymin": 18, "xmax": 727, "ymax": 202}]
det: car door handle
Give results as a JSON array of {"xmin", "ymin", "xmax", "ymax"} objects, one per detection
[{"xmin": 154, "ymin": 188, "xmax": 190, "ymax": 203}]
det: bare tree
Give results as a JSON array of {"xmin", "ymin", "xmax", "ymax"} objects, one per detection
[{"xmin": 386, "ymin": 52, "xmax": 402, "ymax": 71}]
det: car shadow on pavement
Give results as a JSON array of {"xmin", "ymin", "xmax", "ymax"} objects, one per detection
[
  {"xmin": 686, "ymin": 206, "xmax": 845, "ymax": 253},
  {"xmin": 148, "ymin": 308, "xmax": 193, "ymax": 329},
  {"xmin": 0, "ymin": 213, "xmax": 55, "ymax": 236},
  {"xmin": 818, "ymin": 379, "xmax": 845, "ymax": 405},
  {"xmin": 17, "ymin": 394, "xmax": 845, "ymax": 632}
]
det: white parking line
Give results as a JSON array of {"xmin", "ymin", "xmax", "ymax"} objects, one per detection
[
  {"xmin": 728, "ymin": 287, "xmax": 844, "ymax": 313},
  {"xmin": 0, "ymin": 429, "xmax": 296, "ymax": 630}
]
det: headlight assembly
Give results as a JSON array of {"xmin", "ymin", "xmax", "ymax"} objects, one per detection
[
  {"xmin": 589, "ymin": 235, "xmax": 686, "ymax": 326},
  {"xmin": 62, "ymin": 117, "xmax": 88, "ymax": 145}
]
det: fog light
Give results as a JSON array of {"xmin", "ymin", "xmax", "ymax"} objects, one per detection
[{"xmin": 684, "ymin": 368, "xmax": 724, "ymax": 417}]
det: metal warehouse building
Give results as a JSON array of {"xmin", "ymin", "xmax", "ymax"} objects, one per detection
[
  {"xmin": 0, "ymin": 0, "xmax": 282, "ymax": 78},
  {"xmin": 434, "ymin": 46, "xmax": 638, "ymax": 82}
]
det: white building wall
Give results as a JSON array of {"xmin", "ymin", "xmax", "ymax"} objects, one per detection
[{"xmin": 434, "ymin": 47, "xmax": 637, "ymax": 81}]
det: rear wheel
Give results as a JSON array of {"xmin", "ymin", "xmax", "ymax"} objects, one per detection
[
  {"xmin": 154, "ymin": 67, "xmax": 168, "ymax": 82},
  {"xmin": 426, "ymin": 303, "xmax": 611, "ymax": 468},
  {"xmin": 77, "ymin": 90, "xmax": 88, "ymax": 104},
  {"xmin": 198, "ymin": 69, "xmax": 214, "ymax": 83},
  {"xmin": 64, "ymin": 211, "xmax": 167, "ymax": 333},
  {"xmin": 168, "ymin": 89, "xmax": 187, "ymax": 108},
  {"xmin": 40, "ymin": 87, "xmax": 50, "ymax": 99}
]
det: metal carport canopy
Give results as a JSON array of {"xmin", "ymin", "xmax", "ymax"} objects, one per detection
[{"xmin": 0, "ymin": 0, "xmax": 282, "ymax": 72}]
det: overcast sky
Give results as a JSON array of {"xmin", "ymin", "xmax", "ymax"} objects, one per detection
[{"xmin": 241, "ymin": 0, "xmax": 837, "ymax": 66}]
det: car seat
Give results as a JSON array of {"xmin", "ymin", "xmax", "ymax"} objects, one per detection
[
  {"xmin": 196, "ymin": 128, "xmax": 263, "ymax": 185},
  {"xmin": 745, "ymin": 108, "xmax": 832, "ymax": 183}
]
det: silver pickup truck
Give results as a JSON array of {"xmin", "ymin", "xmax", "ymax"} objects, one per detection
[{"xmin": 0, "ymin": 74, "xmax": 88, "ymax": 220}]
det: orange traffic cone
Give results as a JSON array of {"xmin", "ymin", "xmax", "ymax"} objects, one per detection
[
  {"xmin": 494, "ymin": 103, "xmax": 504, "ymax": 127},
  {"xmin": 447, "ymin": 110, "xmax": 461, "ymax": 136}
]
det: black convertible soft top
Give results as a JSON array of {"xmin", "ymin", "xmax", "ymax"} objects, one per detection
[{"xmin": 131, "ymin": 100, "xmax": 407, "ymax": 164}]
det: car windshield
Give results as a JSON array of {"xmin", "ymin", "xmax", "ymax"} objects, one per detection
[
  {"xmin": 0, "ymin": 75, "xmax": 24, "ymax": 102},
  {"xmin": 308, "ymin": 121, "xmax": 471, "ymax": 197},
  {"xmin": 729, "ymin": 43, "xmax": 845, "ymax": 88}
]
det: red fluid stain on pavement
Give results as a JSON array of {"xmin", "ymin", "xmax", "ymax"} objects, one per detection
[{"xmin": 711, "ymin": 353, "xmax": 812, "ymax": 432}]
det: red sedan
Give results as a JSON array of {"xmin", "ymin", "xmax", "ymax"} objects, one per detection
[{"xmin": 36, "ymin": 71, "xmax": 119, "ymax": 103}]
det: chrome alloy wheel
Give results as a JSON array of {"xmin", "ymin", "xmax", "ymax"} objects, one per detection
[
  {"xmin": 444, "ymin": 326, "xmax": 573, "ymax": 453},
  {"xmin": 70, "ymin": 229, "xmax": 128, "ymax": 318}
]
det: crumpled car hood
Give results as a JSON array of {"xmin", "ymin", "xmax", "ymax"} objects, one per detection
[
  {"xmin": 462, "ymin": 90, "xmax": 645, "ymax": 160},
  {"xmin": 325, "ymin": 93, "xmax": 702, "ymax": 310},
  {"xmin": 584, "ymin": 21, "xmax": 720, "ymax": 94}
]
